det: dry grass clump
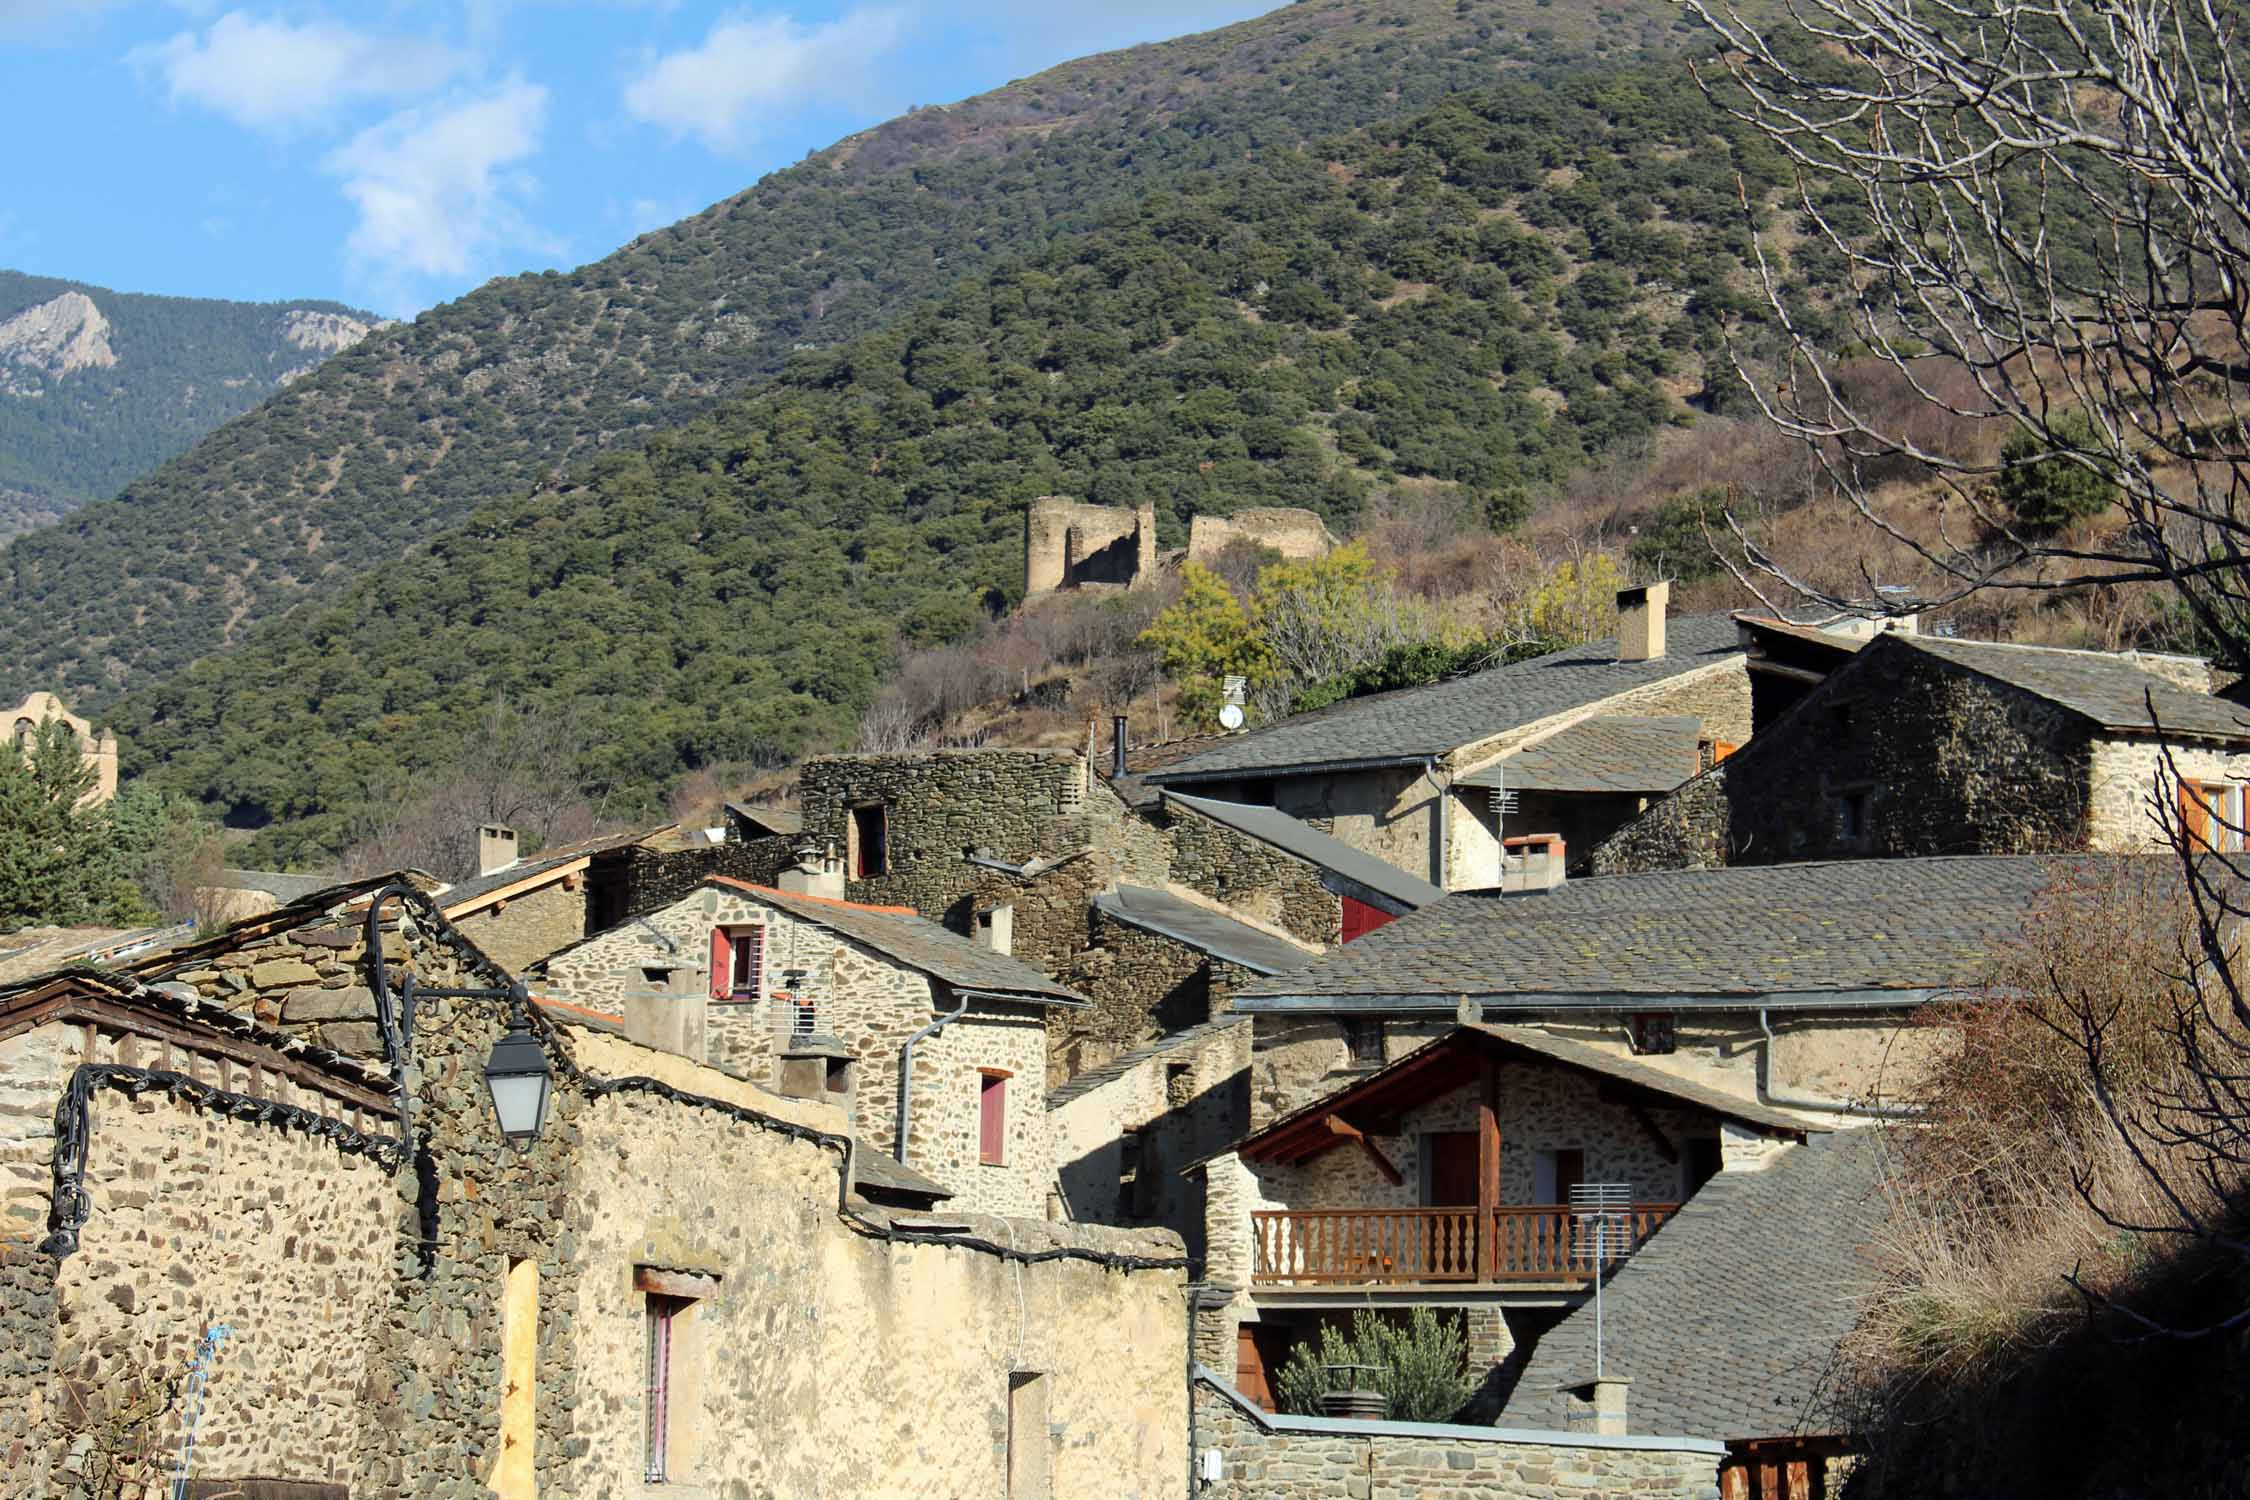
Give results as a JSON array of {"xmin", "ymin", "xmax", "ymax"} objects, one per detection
[{"xmin": 1840, "ymin": 864, "xmax": 2250, "ymax": 1497}]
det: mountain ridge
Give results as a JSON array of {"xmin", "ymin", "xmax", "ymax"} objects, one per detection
[{"xmin": 0, "ymin": 0, "xmax": 1719, "ymax": 710}]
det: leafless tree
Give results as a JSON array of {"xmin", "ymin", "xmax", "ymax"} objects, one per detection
[
  {"xmin": 1693, "ymin": 0, "xmax": 2250, "ymax": 1349},
  {"xmin": 1691, "ymin": 0, "xmax": 2250, "ymax": 670}
]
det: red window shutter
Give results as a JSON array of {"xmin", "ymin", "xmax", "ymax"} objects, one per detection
[
  {"xmin": 1340, "ymin": 897, "xmax": 1395, "ymax": 944},
  {"xmin": 979, "ymin": 1073, "xmax": 1006, "ymax": 1165},
  {"xmin": 709, "ymin": 927, "xmax": 731, "ymax": 1002}
]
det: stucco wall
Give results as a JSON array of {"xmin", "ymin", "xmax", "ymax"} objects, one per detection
[
  {"xmin": 1192, "ymin": 1374, "xmax": 1725, "ymax": 1500},
  {"xmin": 1271, "ymin": 765, "xmax": 1444, "ymax": 889}
]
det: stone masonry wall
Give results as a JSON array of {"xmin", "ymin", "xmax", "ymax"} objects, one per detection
[
  {"xmin": 1162, "ymin": 802, "xmax": 1341, "ymax": 946},
  {"xmin": 1588, "ymin": 766, "xmax": 1731, "ymax": 874},
  {"xmin": 450, "ymin": 877, "xmax": 588, "ymax": 974},
  {"xmin": 614, "ymin": 836, "xmax": 797, "ymax": 921},
  {"xmin": 1186, "ymin": 507, "xmax": 1336, "ymax": 565},
  {"xmin": 541, "ymin": 884, "xmax": 1056, "ymax": 1211},
  {"xmin": 1192, "ymin": 1375, "xmax": 1725, "ymax": 1500},
  {"xmin": 1055, "ymin": 911, "xmax": 1262, "ymax": 1080},
  {"xmin": 2088, "ymin": 737, "xmax": 2246, "ymax": 850}
]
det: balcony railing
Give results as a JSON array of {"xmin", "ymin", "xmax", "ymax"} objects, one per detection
[{"xmin": 1251, "ymin": 1204, "xmax": 1680, "ymax": 1286}]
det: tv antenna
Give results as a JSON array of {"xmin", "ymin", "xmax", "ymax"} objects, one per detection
[{"xmin": 1570, "ymin": 1182, "xmax": 1633, "ymax": 1379}]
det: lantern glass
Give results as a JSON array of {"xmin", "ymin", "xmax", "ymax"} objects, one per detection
[{"xmin": 483, "ymin": 1026, "xmax": 553, "ymax": 1147}]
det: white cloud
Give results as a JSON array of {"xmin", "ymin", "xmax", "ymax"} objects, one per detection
[
  {"xmin": 623, "ymin": 5, "xmax": 905, "ymax": 153},
  {"xmin": 131, "ymin": 10, "xmax": 462, "ymax": 130},
  {"xmin": 325, "ymin": 79, "xmax": 555, "ymax": 310}
]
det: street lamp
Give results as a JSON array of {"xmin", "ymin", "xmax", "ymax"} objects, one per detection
[{"xmin": 483, "ymin": 1021, "xmax": 553, "ymax": 1149}]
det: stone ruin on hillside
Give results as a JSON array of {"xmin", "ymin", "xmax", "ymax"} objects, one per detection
[{"xmin": 1022, "ymin": 496, "xmax": 1336, "ymax": 599}]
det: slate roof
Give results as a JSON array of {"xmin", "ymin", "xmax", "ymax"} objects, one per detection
[
  {"xmin": 439, "ymin": 830, "xmax": 650, "ymax": 910},
  {"xmin": 709, "ymin": 878, "xmax": 1087, "ymax": 1006},
  {"xmin": 1094, "ymin": 886, "xmax": 1320, "ymax": 976},
  {"xmin": 1897, "ymin": 635, "xmax": 2248, "ymax": 741},
  {"xmin": 1495, "ymin": 1128, "xmax": 1892, "ymax": 1441},
  {"xmin": 1458, "ymin": 716, "xmax": 1704, "ymax": 795},
  {"xmin": 1161, "ymin": 792, "xmax": 1444, "ymax": 911},
  {"xmin": 1233, "ymin": 855, "xmax": 2147, "ymax": 1007},
  {"xmin": 726, "ymin": 803, "xmax": 803, "ymax": 838},
  {"xmin": 1048, "ymin": 1017, "xmax": 1249, "ymax": 1108},
  {"xmin": 1144, "ymin": 615, "xmax": 1745, "ymax": 780},
  {"xmin": 213, "ymin": 868, "xmax": 345, "ymax": 903},
  {"xmin": 852, "ymin": 1147, "xmax": 955, "ymax": 1205}
]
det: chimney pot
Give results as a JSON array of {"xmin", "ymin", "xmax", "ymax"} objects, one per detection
[
  {"xmin": 1616, "ymin": 580, "xmax": 1670, "ymax": 662},
  {"xmin": 477, "ymin": 824, "xmax": 519, "ymax": 878},
  {"xmin": 779, "ymin": 842, "xmax": 845, "ymax": 900},
  {"xmin": 1111, "ymin": 714, "xmax": 1128, "ymax": 780}
]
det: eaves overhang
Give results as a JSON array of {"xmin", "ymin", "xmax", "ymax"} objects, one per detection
[
  {"xmin": 1227, "ymin": 986, "xmax": 1955, "ymax": 1014},
  {"xmin": 1144, "ymin": 752, "xmax": 1435, "ymax": 784}
]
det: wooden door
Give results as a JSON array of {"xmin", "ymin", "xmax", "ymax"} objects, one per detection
[
  {"xmin": 1340, "ymin": 897, "xmax": 1396, "ymax": 944},
  {"xmin": 1236, "ymin": 1326, "xmax": 1277, "ymax": 1412},
  {"xmin": 1425, "ymin": 1131, "xmax": 1480, "ymax": 1206}
]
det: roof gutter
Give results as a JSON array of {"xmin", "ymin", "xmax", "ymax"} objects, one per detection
[
  {"xmin": 1757, "ymin": 1007, "xmax": 1925, "ymax": 1119},
  {"xmin": 1147, "ymin": 752, "xmax": 1434, "ymax": 785}
]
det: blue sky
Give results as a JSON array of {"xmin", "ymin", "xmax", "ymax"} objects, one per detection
[{"xmin": 1, "ymin": 0, "xmax": 1275, "ymax": 317}]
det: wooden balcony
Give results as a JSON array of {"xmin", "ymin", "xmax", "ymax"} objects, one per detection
[{"xmin": 1251, "ymin": 1204, "xmax": 1681, "ymax": 1287}]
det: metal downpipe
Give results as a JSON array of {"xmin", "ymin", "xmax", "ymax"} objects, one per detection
[
  {"xmin": 894, "ymin": 989, "xmax": 970, "ymax": 1162},
  {"xmin": 1757, "ymin": 1007, "xmax": 1923, "ymax": 1120}
]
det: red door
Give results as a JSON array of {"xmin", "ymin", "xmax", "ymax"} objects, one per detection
[{"xmin": 1340, "ymin": 897, "xmax": 1395, "ymax": 943}]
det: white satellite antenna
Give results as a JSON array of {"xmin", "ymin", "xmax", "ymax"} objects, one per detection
[
  {"xmin": 1219, "ymin": 676, "xmax": 1249, "ymax": 733},
  {"xmin": 1218, "ymin": 703, "xmax": 1245, "ymax": 731},
  {"xmin": 1570, "ymin": 1183, "xmax": 1634, "ymax": 1379}
]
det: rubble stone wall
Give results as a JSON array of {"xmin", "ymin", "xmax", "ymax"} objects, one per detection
[
  {"xmin": 1192, "ymin": 1374, "xmax": 1724, "ymax": 1500},
  {"xmin": 611, "ymin": 836, "xmax": 797, "ymax": 921},
  {"xmin": 2089, "ymin": 737, "xmax": 2245, "ymax": 850},
  {"xmin": 1186, "ymin": 507, "xmax": 1335, "ymax": 565},
  {"xmin": 451, "ymin": 878, "xmax": 588, "ymax": 974},
  {"xmin": 1161, "ymin": 802, "xmax": 1340, "ymax": 946}
]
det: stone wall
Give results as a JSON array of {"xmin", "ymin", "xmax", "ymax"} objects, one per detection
[
  {"xmin": 1247, "ymin": 1014, "xmax": 1451, "ymax": 1127},
  {"xmin": 1191, "ymin": 1373, "xmax": 1725, "ymax": 1500},
  {"xmin": 608, "ymin": 836, "xmax": 798, "ymax": 921},
  {"xmin": 539, "ymin": 884, "xmax": 1056, "ymax": 1213},
  {"xmin": 1051, "ymin": 1019, "xmax": 1252, "ymax": 1260},
  {"xmin": 2088, "ymin": 736, "xmax": 2245, "ymax": 849},
  {"xmin": 1596, "ymin": 641, "xmax": 2099, "ymax": 873},
  {"xmin": 15, "ymin": 902, "xmax": 1189, "ymax": 1500},
  {"xmin": 1056, "ymin": 911, "xmax": 1244, "ymax": 1079},
  {"xmin": 1162, "ymin": 802, "xmax": 1341, "ymax": 946},
  {"xmin": 1271, "ymin": 764, "xmax": 1445, "ymax": 888},
  {"xmin": 1025, "ymin": 496, "xmax": 1158, "ymax": 596},
  {"xmin": 1186, "ymin": 508, "xmax": 1336, "ymax": 566},
  {"xmin": 449, "ymin": 876, "xmax": 589, "ymax": 974}
]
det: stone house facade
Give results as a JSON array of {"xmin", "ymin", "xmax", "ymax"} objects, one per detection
[
  {"xmin": 1592, "ymin": 631, "xmax": 2250, "ymax": 875},
  {"xmin": 536, "ymin": 875, "xmax": 1080, "ymax": 1217},
  {"xmin": 1144, "ymin": 595, "xmax": 1752, "ymax": 890},
  {"xmin": 1, "ymin": 881, "xmax": 1189, "ymax": 1499},
  {"xmin": 1194, "ymin": 1024, "xmax": 1814, "ymax": 1417}
]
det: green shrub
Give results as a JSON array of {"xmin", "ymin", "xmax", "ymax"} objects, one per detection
[
  {"xmin": 1995, "ymin": 416, "xmax": 2116, "ymax": 533},
  {"xmin": 1272, "ymin": 1307, "xmax": 1477, "ymax": 1423},
  {"xmin": 1628, "ymin": 485, "xmax": 1728, "ymax": 580}
]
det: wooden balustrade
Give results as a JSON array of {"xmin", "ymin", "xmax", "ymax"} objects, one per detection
[{"xmin": 1251, "ymin": 1203, "xmax": 1680, "ymax": 1286}]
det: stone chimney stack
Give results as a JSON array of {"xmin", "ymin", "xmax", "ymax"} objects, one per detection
[
  {"xmin": 976, "ymin": 903, "xmax": 1015, "ymax": 956},
  {"xmin": 1502, "ymin": 833, "xmax": 1568, "ymax": 892},
  {"xmin": 1616, "ymin": 580, "xmax": 1669, "ymax": 662},
  {"xmin": 477, "ymin": 824, "xmax": 519, "ymax": 877},
  {"xmin": 1562, "ymin": 1377, "xmax": 1631, "ymax": 1436},
  {"xmin": 776, "ymin": 1032, "xmax": 857, "ymax": 1120},
  {"xmin": 779, "ymin": 843, "xmax": 846, "ymax": 901}
]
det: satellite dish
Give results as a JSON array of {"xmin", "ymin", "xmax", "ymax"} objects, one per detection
[{"xmin": 1218, "ymin": 703, "xmax": 1246, "ymax": 731}]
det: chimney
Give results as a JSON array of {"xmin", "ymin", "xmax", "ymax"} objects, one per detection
[
  {"xmin": 779, "ymin": 843, "xmax": 846, "ymax": 901},
  {"xmin": 1616, "ymin": 580, "xmax": 1669, "ymax": 662},
  {"xmin": 1502, "ymin": 833, "xmax": 1567, "ymax": 893},
  {"xmin": 622, "ymin": 965, "xmax": 706, "ymax": 1063},
  {"xmin": 477, "ymin": 824, "xmax": 519, "ymax": 877},
  {"xmin": 975, "ymin": 903, "xmax": 1015, "ymax": 956},
  {"xmin": 776, "ymin": 1031, "xmax": 857, "ymax": 1119},
  {"xmin": 1111, "ymin": 715, "xmax": 1129, "ymax": 779},
  {"xmin": 1563, "ymin": 1377, "xmax": 1631, "ymax": 1436}
]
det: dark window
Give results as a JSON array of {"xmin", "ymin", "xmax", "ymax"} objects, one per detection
[
  {"xmin": 850, "ymin": 803, "xmax": 888, "ymax": 878},
  {"xmin": 729, "ymin": 926, "xmax": 763, "ymax": 1000},
  {"xmin": 1340, "ymin": 1019, "xmax": 1385, "ymax": 1066},
  {"xmin": 1838, "ymin": 788, "xmax": 1871, "ymax": 842},
  {"xmin": 1683, "ymin": 1137, "xmax": 1724, "ymax": 1197},
  {"xmin": 1239, "ymin": 779, "xmax": 1278, "ymax": 807},
  {"xmin": 1628, "ymin": 1012, "xmax": 1677, "ymax": 1055}
]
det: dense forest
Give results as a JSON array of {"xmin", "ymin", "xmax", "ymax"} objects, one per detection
[
  {"xmin": 0, "ymin": 0, "xmax": 1725, "ymax": 707},
  {"xmin": 117, "ymin": 57, "xmax": 1820, "ymax": 864},
  {"xmin": 0, "ymin": 270, "xmax": 378, "ymax": 535}
]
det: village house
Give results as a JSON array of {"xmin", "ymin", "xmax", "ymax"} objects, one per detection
[
  {"xmin": 1140, "ymin": 584, "xmax": 1752, "ymax": 887},
  {"xmin": 1595, "ymin": 621, "xmax": 2250, "ymax": 873},
  {"xmin": 1222, "ymin": 854, "xmax": 2114, "ymax": 1127},
  {"xmin": 1192, "ymin": 1023, "xmax": 1819, "ymax": 1420},
  {"xmin": 533, "ymin": 861, "xmax": 1085, "ymax": 1217},
  {"xmin": 0, "ymin": 877, "xmax": 1189, "ymax": 1498}
]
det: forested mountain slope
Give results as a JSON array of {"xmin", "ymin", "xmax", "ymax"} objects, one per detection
[
  {"xmin": 119, "ymin": 62, "xmax": 1812, "ymax": 862},
  {"xmin": 0, "ymin": 270, "xmax": 380, "ymax": 536},
  {"xmin": 0, "ymin": 0, "xmax": 1717, "ymax": 707}
]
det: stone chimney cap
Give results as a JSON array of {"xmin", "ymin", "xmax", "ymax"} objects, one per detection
[{"xmin": 779, "ymin": 1031, "xmax": 855, "ymax": 1062}]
